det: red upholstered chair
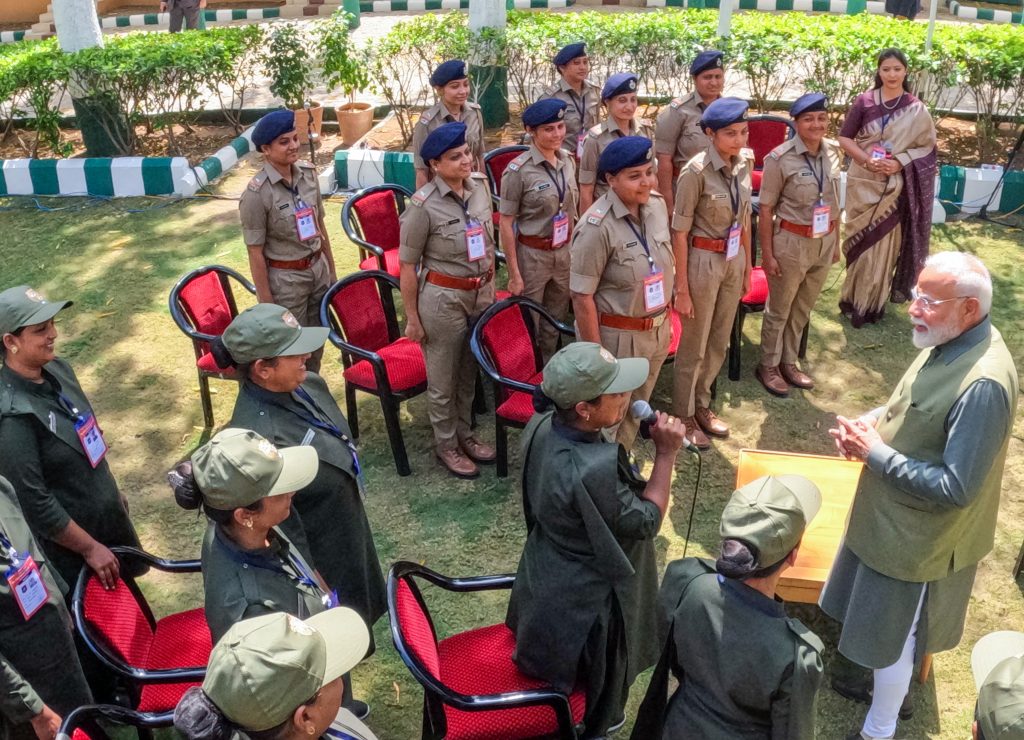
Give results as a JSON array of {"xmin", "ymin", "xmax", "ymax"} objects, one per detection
[
  {"xmin": 168, "ymin": 265, "xmax": 256, "ymax": 428},
  {"xmin": 470, "ymin": 297, "xmax": 574, "ymax": 477},
  {"xmin": 71, "ymin": 547, "xmax": 211, "ymax": 720},
  {"xmin": 483, "ymin": 145, "xmax": 529, "ymax": 226},
  {"xmin": 320, "ymin": 270, "xmax": 426, "ymax": 477},
  {"xmin": 341, "ymin": 184, "xmax": 413, "ymax": 277},
  {"xmin": 388, "ymin": 561, "xmax": 585, "ymax": 740},
  {"xmin": 746, "ymin": 115, "xmax": 794, "ymax": 195},
  {"xmin": 57, "ymin": 703, "xmax": 172, "ymax": 740}
]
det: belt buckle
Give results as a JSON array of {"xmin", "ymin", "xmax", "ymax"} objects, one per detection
[{"xmin": 652, "ymin": 311, "xmax": 666, "ymax": 328}]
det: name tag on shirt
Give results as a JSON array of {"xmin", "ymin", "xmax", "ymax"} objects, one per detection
[
  {"xmin": 76, "ymin": 414, "xmax": 107, "ymax": 468},
  {"xmin": 710, "ymin": 193, "xmax": 728, "ymax": 201},
  {"xmin": 295, "ymin": 205, "xmax": 319, "ymax": 241},
  {"xmin": 726, "ymin": 224, "xmax": 741, "ymax": 261},
  {"xmin": 643, "ymin": 271, "xmax": 667, "ymax": 312},
  {"xmin": 7, "ymin": 555, "xmax": 48, "ymax": 620},
  {"xmin": 552, "ymin": 212, "xmax": 570, "ymax": 247},
  {"xmin": 812, "ymin": 204, "xmax": 831, "ymax": 238},
  {"xmin": 466, "ymin": 221, "xmax": 486, "ymax": 262}
]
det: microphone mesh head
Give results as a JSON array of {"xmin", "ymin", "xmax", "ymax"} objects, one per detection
[{"xmin": 631, "ymin": 399, "xmax": 652, "ymax": 419}]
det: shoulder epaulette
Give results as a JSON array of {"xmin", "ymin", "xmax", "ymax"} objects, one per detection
[
  {"xmin": 786, "ymin": 617, "xmax": 826, "ymax": 654},
  {"xmin": 767, "ymin": 139, "xmax": 796, "ymax": 160},
  {"xmin": 686, "ymin": 152, "xmax": 709, "ymax": 173},
  {"xmin": 740, "ymin": 147, "xmax": 755, "ymax": 161},
  {"xmin": 297, "ymin": 160, "xmax": 316, "ymax": 169},
  {"xmin": 419, "ymin": 107, "xmax": 436, "ymax": 124},
  {"xmin": 669, "ymin": 97, "xmax": 684, "ymax": 109},
  {"xmin": 466, "ymin": 101, "xmax": 481, "ymax": 110},
  {"xmin": 411, "ymin": 182, "xmax": 436, "ymax": 206},
  {"xmin": 247, "ymin": 171, "xmax": 268, "ymax": 192},
  {"xmin": 585, "ymin": 203, "xmax": 608, "ymax": 226},
  {"xmin": 470, "ymin": 172, "xmax": 487, "ymax": 181}
]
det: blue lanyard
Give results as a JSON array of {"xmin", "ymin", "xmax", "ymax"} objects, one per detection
[
  {"xmin": 56, "ymin": 392, "xmax": 84, "ymax": 423},
  {"xmin": 217, "ymin": 529, "xmax": 324, "ymax": 594},
  {"xmin": 541, "ymin": 162, "xmax": 567, "ymax": 209},
  {"xmin": 450, "ymin": 191, "xmax": 475, "ymax": 226},
  {"xmin": 725, "ymin": 169, "xmax": 740, "ymax": 225},
  {"xmin": 624, "ymin": 217, "xmax": 658, "ymax": 274},
  {"xmin": 324, "ymin": 728, "xmax": 359, "ymax": 740},
  {"xmin": 801, "ymin": 152, "xmax": 826, "ymax": 202},
  {"xmin": 0, "ymin": 530, "xmax": 19, "ymax": 565},
  {"xmin": 567, "ymin": 87, "xmax": 586, "ymax": 121}
]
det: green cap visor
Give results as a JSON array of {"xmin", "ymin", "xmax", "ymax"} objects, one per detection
[
  {"xmin": 720, "ymin": 474, "xmax": 822, "ymax": 568},
  {"xmin": 0, "ymin": 285, "xmax": 71, "ymax": 336},
  {"xmin": 223, "ymin": 303, "xmax": 329, "ymax": 365},
  {"xmin": 541, "ymin": 342, "xmax": 649, "ymax": 409}
]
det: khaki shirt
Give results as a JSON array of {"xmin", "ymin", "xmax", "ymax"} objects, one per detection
[
  {"xmin": 411, "ymin": 100, "xmax": 485, "ymax": 170},
  {"xmin": 499, "ymin": 146, "xmax": 579, "ymax": 238},
  {"xmin": 579, "ymin": 117, "xmax": 655, "ymax": 187},
  {"xmin": 540, "ymin": 78, "xmax": 602, "ymax": 155},
  {"xmin": 238, "ymin": 162, "xmax": 324, "ymax": 261},
  {"xmin": 672, "ymin": 146, "xmax": 753, "ymax": 240},
  {"xmin": 570, "ymin": 189, "xmax": 675, "ymax": 318},
  {"xmin": 759, "ymin": 136, "xmax": 842, "ymax": 226},
  {"xmin": 398, "ymin": 173, "xmax": 495, "ymax": 278},
  {"xmin": 655, "ymin": 92, "xmax": 714, "ymax": 174}
]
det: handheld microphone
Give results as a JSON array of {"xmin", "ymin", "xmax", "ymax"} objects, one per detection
[{"xmin": 631, "ymin": 400, "xmax": 700, "ymax": 453}]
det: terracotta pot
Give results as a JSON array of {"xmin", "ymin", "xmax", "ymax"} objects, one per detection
[
  {"xmin": 337, "ymin": 101, "xmax": 375, "ymax": 146},
  {"xmin": 293, "ymin": 101, "xmax": 324, "ymax": 145}
]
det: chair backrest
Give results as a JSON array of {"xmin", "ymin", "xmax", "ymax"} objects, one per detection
[
  {"xmin": 81, "ymin": 576, "xmax": 155, "ymax": 669},
  {"xmin": 327, "ymin": 274, "xmax": 395, "ymax": 353},
  {"xmin": 484, "ymin": 146, "xmax": 529, "ymax": 199},
  {"xmin": 349, "ymin": 188, "xmax": 403, "ymax": 253},
  {"xmin": 478, "ymin": 302, "xmax": 541, "ymax": 398},
  {"xmin": 747, "ymin": 116, "xmax": 794, "ymax": 169},
  {"xmin": 394, "ymin": 578, "xmax": 442, "ymax": 680},
  {"xmin": 170, "ymin": 266, "xmax": 252, "ymax": 364}
]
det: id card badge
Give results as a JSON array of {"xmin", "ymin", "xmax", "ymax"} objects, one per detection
[
  {"xmin": 7, "ymin": 554, "xmax": 48, "ymax": 620},
  {"xmin": 643, "ymin": 271, "xmax": 667, "ymax": 312},
  {"xmin": 812, "ymin": 203, "xmax": 831, "ymax": 238},
  {"xmin": 726, "ymin": 223, "xmax": 742, "ymax": 261},
  {"xmin": 295, "ymin": 205, "xmax": 319, "ymax": 241},
  {"xmin": 552, "ymin": 211, "xmax": 570, "ymax": 247},
  {"xmin": 75, "ymin": 414, "xmax": 107, "ymax": 468},
  {"xmin": 870, "ymin": 145, "xmax": 888, "ymax": 161},
  {"xmin": 324, "ymin": 589, "xmax": 340, "ymax": 609},
  {"xmin": 466, "ymin": 220, "xmax": 487, "ymax": 262}
]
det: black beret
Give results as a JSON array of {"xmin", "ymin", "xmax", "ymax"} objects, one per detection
[
  {"xmin": 430, "ymin": 59, "xmax": 469, "ymax": 88},
  {"xmin": 420, "ymin": 121, "xmax": 467, "ymax": 163},
  {"xmin": 252, "ymin": 109, "xmax": 295, "ymax": 148},
  {"xmin": 553, "ymin": 43, "xmax": 586, "ymax": 67},
  {"xmin": 523, "ymin": 98, "xmax": 568, "ymax": 128},
  {"xmin": 700, "ymin": 97, "xmax": 749, "ymax": 131},
  {"xmin": 598, "ymin": 136, "xmax": 653, "ymax": 178},
  {"xmin": 691, "ymin": 50, "xmax": 724, "ymax": 76}
]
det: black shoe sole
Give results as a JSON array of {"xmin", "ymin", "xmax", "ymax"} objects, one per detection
[{"xmin": 832, "ymin": 676, "xmax": 914, "ymax": 721}]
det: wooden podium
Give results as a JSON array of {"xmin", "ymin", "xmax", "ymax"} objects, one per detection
[{"xmin": 735, "ymin": 448, "xmax": 863, "ymax": 604}]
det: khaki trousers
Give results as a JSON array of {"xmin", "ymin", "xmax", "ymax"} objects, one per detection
[
  {"xmin": 517, "ymin": 241, "xmax": 572, "ymax": 362},
  {"xmin": 419, "ymin": 281, "xmax": 495, "ymax": 449},
  {"xmin": 672, "ymin": 246, "xmax": 745, "ymax": 417},
  {"xmin": 268, "ymin": 257, "xmax": 331, "ymax": 373},
  {"xmin": 596, "ymin": 319, "xmax": 671, "ymax": 450},
  {"xmin": 760, "ymin": 227, "xmax": 837, "ymax": 367}
]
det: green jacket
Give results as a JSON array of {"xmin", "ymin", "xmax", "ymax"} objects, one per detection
[
  {"xmin": 631, "ymin": 558, "xmax": 823, "ymax": 740},
  {"xmin": 505, "ymin": 412, "xmax": 662, "ymax": 695},
  {"xmin": 845, "ymin": 322, "xmax": 1018, "ymax": 582},
  {"xmin": 0, "ymin": 359, "xmax": 140, "ymax": 589},
  {"xmin": 0, "ymin": 476, "xmax": 91, "ymax": 728}
]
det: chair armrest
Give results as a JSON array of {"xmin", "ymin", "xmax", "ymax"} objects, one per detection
[
  {"xmin": 58, "ymin": 704, "xmax": 174, "ymax": 740},
  {"xmin": 389, "ymin": 561, "xmax": 514, "ymax": 592},
  {"xmin": 324, "ymin": 333, "xmax": 386, "ymax": 367},
  {"xmin": 111, "ymin": 546, "xmax": 201, "ymax": 573},
  {"xmin": 348, "ymin": 233, "xmax": 386, "ymax": 258}
]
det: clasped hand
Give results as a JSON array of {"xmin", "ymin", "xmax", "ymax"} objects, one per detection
[{"xmin": 828, "ymin": 414, "xmax": 882, "ymax": 461}]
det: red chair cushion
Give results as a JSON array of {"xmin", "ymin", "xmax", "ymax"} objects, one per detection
[
  {"xmin": 178, "ymin": 271, "xmax": 233, "ymax": 337},
  {"xmin": 358, "ymin": 249, "xmax": 401, "ymax": 277},
  {"xmin": 394, "ymin": 580, "xmax": 441, "ymax": 678},
  {"xmin": 668, "ymin": 309, "xmax": 682, "ymax": 358},
  {"xmin": 136, "ymin": 608, "xmax": 213, "ymax": 712},
  {"xmin": 82, "ymin": 578, "xmax": 154, "ymax": 668},
  {"xmin": 72, "ymin": 730, "xmax": 91, "ymax": 740},
  {"xmin": 751, "ymin": 169, "xmax": 763, "ymax": 193},
  {"xmin": 747, "ymin": 119, "xmax": 790, "ymax": 169},
  {"xmin": 495, "ymin": 371, "xmax": 543, "ymax": 424},
  {"xmin": 479, "ymin": 305, "xmax": 538, "ymax": 389},
  {"xmin": 486, "ymin": 150, "xmax": 525, "ymax": 198},
  {"xmin": 741, "ymin": 266, "xmax": 769, "ymax": 306},
  {"xmin": 351, "ymin": 189, "xmax": 401, "ymax": 253},
  {"xmin": 196, "ymin": 352, "xmax": 238, "ymax": 376},
  {"xmin": 438, "ymin": 623, "xmax": 587, "ymax": 740},
  {"xmin": 329, "ymin": 277, "xmax": 391, "ymax": 353},
  {"xmin": 494, "ymin": 290, "xmax": 511, "ymax": 302},
  {"xmin": 342, "ymin": 338, "xmax": 426, "ymax": 393}
]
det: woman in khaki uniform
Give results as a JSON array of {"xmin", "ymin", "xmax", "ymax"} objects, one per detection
[
  {"xmin": 499, "ymin": 98, "xmax": 579, "ymax": 360},
  {"xmin": 756, "ymin": 93, "xmax": 841, "ymax": 397},
  {"xmin": 411, "ymin": 60, "xmax": 485, "ymax": 189},
  {"xmin": 570, "ymin": 136, "xmax": 674, "ymax": 449},
  {"xmin": 578, "ymin": 73, "xmax": 655, "ymax": 213},
  {"xmin": 541, "ymin": 43, "xmax": 601, "ymax": 158},
  {"xmin": 671, "ymin": 97, "xmax": 753, "ymax": 450},
  {"xmin": 399, "ymin": 122, "xmax": 496, "ymax": 479}
]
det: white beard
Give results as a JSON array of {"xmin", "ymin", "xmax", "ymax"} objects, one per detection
[{"xmin": 911, "ymin": 319, "xmax": 960, "ymax": 348}]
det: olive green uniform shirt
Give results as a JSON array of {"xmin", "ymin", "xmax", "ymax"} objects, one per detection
[
  {"xmin": 238, "ymin": 162, "xmax": 325, "ymax": 261},
  {"xmin": 654, "ymin": 92, "xmax": 714, "ymax": 174},
  {"xmin": 758, "ymin": 137, "xmax": 841, "ymax": 225},
  {"xmin": 540, "ymin": 78, "xmax": 602, "ymax": 155},
  {"xmin": 411, "ymin": 100, "xmax": 485, "ymax": 170},
  {"xmin": 499, "ymin": 145, "xmax": 579, "ymax": 238},
  {"xmin": 672, "ymin": 146, "xmax": 753, "ymax": 240},
  {"xmin": 0, "ymin": 360, "xmax": 141, "ymax": 590},
  {"xmin": 578, "ymin": 117, "xmax": 655, "ymax": 201}
]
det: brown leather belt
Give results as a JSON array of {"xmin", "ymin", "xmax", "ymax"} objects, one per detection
[
  {"xmin": 267, "ymin": 250, "xmax": 322, "ymax": 270},
  {"xmin": 425, "ymin": 269, "xmax": 494, "ymax": 291},
  {"xmin": 691, "ymin": 235, "xmax": 727, "ymax": 253},
  {"xmin": 779, "ymin": 218, "xmax": 837, "ymax": 238},
  {"xmin": 599, "ymin": 310, "xmax": 667, "ymax": 331},
  {"xmin": 518, "ymin": 233, "xmax": 564, "ymax": 251}
]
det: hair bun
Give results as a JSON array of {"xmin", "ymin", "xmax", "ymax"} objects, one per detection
[
  {"xmin": 716, "ymin": 538, "xmax": 759, "ymax": 579},
  {"xmin": 168, "ymin": 461, "xmax": 202, "ymax": 511},
  {"xmin": 174, "ymin": 687, "xmax": 233, "ymax": 740},
  {"xmin": 209, "ymin": 336, "xmax": 237, "ymax": 370},
  {"xmin": 532, "ymin": 385, "xmax": 554, "ymax": 414}
]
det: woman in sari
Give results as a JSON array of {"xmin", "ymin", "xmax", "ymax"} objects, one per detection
[{"xmin": 838, "ymin": 48, "xmax": 937, "ymax": 328}]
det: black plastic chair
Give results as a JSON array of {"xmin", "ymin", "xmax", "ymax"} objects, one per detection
[{"xmin": 57, "ymin": 703, "xmax": 171, "ymax": 740}]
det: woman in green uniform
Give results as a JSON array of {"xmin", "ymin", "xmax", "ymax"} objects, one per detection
[
  {"xmin": 169, "ymin": 428, "xmax": 370, "ymax": 718},
  {"xmin": 578, "ymin": 73, "xmax": 655, "ymax": 213},
  {"xmin": 631, "ymin": 475, "xmax": 825, "ymax": 740},
  {"xmin": 0, "ymin": 475, "xmax": 92, "ymax": 740},
  {"xmin": 411, "ymin": 60, "xmax": 485, "ymax": 189},
  {"xmin": 505, "ymin": 342, "xmax": 686, "ymax": 739},
  {"xmin": 499, "ymin": 98, "xmax": 579, "ymax": 360},
  {"xmin": 570, "ymin": 136, "xmax": 674, "ymax": 448},
  {"xmin": 211, "ymin": 303, "xmax": 386, "ymax": 647},
  {"xmin": 399, "ymin": 122, "xmax": 496, "ymax": 479},
  {"xmin": 0, "ymin": 285, "xmax": 141, "ymax": 594},
  {"xmin": 174, "ymin": 611, "xmax": 377, "ymax": 740}
]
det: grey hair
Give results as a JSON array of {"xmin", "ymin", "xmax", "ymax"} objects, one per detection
[{"xmin": 924, "ymin": 252, "xmax": 993, "ymax": 315}]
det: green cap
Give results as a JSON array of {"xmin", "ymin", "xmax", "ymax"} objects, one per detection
[
  {"xmin": 222, "ymin": 303, "xmax": 329, "ymax": 365},
  {"xmin": 541, "ymin": 342, "xmax": 649, "ymax": 409},
  {"xmin": 191, "ymin": 428, "xmax": 319, "ymax": 510},
  {"xmin": 0, "ymin": 286, "xmax": 71, "ymax": 336},
  {"xmin": 720, "ymin": 475, "xmax": 822, "ymax": 568},
  {"xmin": 204, "ymin": 609, "xmax": 370, "ymax": 732},
  {"xmin": 973, "ymin": 632, "xmax": 1024, "ymax": 740}
]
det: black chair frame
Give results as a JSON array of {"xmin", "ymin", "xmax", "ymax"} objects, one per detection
[
  {"xmin": 57, "ymin": 703, "xmax": 172, "ymax": 740},
  {"xmin": 387, "ymin": 561, "xmax": 580, "ymax": 740},
  {"xmin": 168, "ymin": 265, "xmax": 255, "ymax": 428},
  {"xmin": 340, "ymin": 183, "xmax": 413, "ymax": 271},
  {"xmin": 320, "ymin": 270, "xmax": 426, "ymax": 477},
  {"xmin": 470, "ymin": 296, "xmax": 573, "ymax": 477}
]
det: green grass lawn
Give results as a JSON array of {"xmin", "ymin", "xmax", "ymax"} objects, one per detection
[{"xmin": 1, "ymin": 178, "xmax": 1021, "ymax": 739}]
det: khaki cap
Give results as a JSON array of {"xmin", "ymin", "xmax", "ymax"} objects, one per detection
[
  {"xmin": 204, "ymin": 610, "xmax": 370, "ymax": 732},
  {"xmin": 973, "ymin": 632, "xmax": 1024, "ymax": 740},
  {"xmin": 0, "ymin": 286, "xmax": 71, "ymax": 336},
  {"xmin": 720, "ymin": 475, "xmax": 822, "ymax": 568},
  {"xmin": 191, "ymin": 428, "xmax": 318, "ymax": 510},
  {"xmin": 223, "ymin": 303, "xmax": 329, "ymax": 365},
  {"xmin": 541, "ymin": 342, "xmax": 648, "ymax": 409}
]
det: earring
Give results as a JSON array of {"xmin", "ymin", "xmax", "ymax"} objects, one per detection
[
  {"xmin": 244, "ymin": 519, "xmax": 254, "ymax": 529},
  {"xmin": 9, "ymin": 346, "xmax": 16, "ymax": 354},
  {"xmin": 307, "ymin": 728, "xmax": 315, "ymax": 736},
  {"xmin": 582, "ymin": 413, "xmax": 591, "ymax": 422}
]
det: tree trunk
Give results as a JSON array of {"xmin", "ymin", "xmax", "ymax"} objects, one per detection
[
  {"xmin": 53, "ymin": 0, "xmax": 104, "ymax": 53},
  {"xmin": 468, "ymin": 0, "xmax": 509, "ymax": 128}
]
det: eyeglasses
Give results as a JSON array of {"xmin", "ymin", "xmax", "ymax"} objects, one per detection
[{"xmin": 909, "ymin": 288, "xmax": 969, "ymax": 308}]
